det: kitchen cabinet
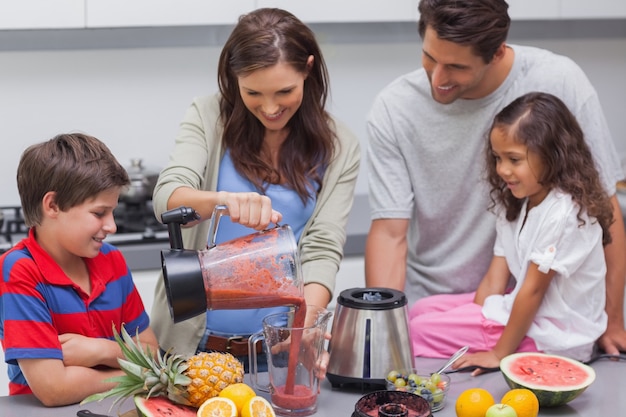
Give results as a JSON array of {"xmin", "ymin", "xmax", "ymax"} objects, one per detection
[
  {"xmin": 561, "ymin": 0, "xmax": 626, "ymax": 19},
  {"xmin": 85, "ymin": 0, "xmax": 255, "ymax": 28},
  {"xmin": 2, "ymin": 1, "xmax": 626, "ymax": 33},
  {"xmin": 255, "ymin": 0, "xmax": 418, "ymax": 23},
  {"xmin": 507, "ymin": 0, "xmax": 560, "ymax": 20},
  {"xmin": 0, "ymin": 0, "xmax": 84, "ymax": 30}
]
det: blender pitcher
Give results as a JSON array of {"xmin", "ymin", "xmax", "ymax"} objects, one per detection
[{"xmin": 160, "ymin": 205, "xmax": 305, "ymax": 322}]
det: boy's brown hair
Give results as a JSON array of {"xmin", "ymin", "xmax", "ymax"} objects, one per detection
[{"xmin": 17, "ymin": 133, "xmax": 129, "ymax": 227}]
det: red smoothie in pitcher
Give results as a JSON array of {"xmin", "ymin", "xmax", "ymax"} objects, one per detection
[{"xmin": 200, "ymin": 227, "xmax": 304, "ymax": 310}]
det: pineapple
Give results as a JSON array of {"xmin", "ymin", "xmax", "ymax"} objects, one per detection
[{"xmin": 82, "ymin": 325, "xmax": 244, "ymax": 408}]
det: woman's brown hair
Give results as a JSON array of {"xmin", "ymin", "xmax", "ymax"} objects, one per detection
[{"xmin": 217, "ymin": 8, "xmax": 335, "ymax": 203}]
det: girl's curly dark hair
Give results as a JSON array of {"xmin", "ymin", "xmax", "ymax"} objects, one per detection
[{"xmin": 485, "ymin": 92, "xmax": 614, "ymax": 245}]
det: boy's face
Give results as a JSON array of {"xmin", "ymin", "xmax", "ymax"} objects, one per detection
[{"xmin": 53, "ymin": 188, "xmax": 120, "ymax": 259}]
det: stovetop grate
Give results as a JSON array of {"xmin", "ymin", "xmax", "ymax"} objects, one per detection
[{"xmin": 0, "ymin": 202, "xmax": 169, "ymax": 254}]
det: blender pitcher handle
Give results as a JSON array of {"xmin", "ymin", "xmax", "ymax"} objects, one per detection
[
  {"xmin": 207, "ymin": 205, "xmax": 228, "ymax": 248},
  {"xmin": 248, "ymin": 332, "xmax": 270, "ymax": 393}
]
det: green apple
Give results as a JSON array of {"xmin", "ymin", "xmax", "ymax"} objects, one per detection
[{"xmin": 485, "ymin": 403, "xmax": 518, "ymax": 417}]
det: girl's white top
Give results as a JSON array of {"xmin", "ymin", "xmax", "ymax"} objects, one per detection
[{"xmin": 482, "ymin": 189, "xmax": 607, "ymax": 361}]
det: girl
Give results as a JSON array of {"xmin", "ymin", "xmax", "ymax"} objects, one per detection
[{"xmin": 409, "ymin": 92, "xmax": 614, "ymax": 373}]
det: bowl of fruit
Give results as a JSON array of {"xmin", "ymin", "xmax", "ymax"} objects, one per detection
[{"xmin": 386, "ymin": 369, "xmax": 450, "ymax": 412}]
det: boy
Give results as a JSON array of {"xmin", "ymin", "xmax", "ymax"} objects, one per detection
[{"xmin": 0, "ymin": 133, "xmax": 158, "ymax": 406}]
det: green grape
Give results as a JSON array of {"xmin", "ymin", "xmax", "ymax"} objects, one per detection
[
  {"xmin": 387, "ymin": 370, "xmax": 400, "ymax": 382},
  {"xmin": 430, "ymin": 372, "xmax": 441, "ymax": 385},
  {"xmin": 394, "ymin": 377, "xmax": 407, "ymax": 388},
  {"xmin": 432, "ymin": 388, "xmax": 444, "ymax": 404},
  {"xmin": 425, "ymin": 381, "xmax": 437, "ymax": 393}
]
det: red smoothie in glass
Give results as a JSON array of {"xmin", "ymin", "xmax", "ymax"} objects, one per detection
[{"xmin": 272, "ymin": 383, "xmax": 317, "ymax": 410}]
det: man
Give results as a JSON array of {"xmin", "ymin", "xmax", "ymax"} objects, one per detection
[{"xmin": 365, "ymin": 0, "xmax": 626, "ymax": 355}]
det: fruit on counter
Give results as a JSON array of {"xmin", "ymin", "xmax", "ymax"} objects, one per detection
[
  {"xmin": 485, "ymin": 403, "xmax": 518, "ymax": 417},
  {"xmin": 241, "ymin": 395, "xmax": 276, "ymax": 417},
  {"xmin": 500, "ymin": 352, "xmax": 596, "ymax": 407},
  {"xmin": 134, "ymin": 395, "xmax": 197, "ymax": 417},
  {"xmin": 454, "ymin": 387, "xmax": 495, "ymax": 417},
  {"xmin": 500, "ymin": 388, "xmax": 539, "ymax": 417},
  {"xmin": 386, "ymin": 370, "xmax": 448, "ymax": 409},
  {"xmin": 218, "ymin": 383, "xmax": 257, "ymax": 415},
  {"xmin": 81, "ymin": 326, "xmax": 244, "ymax": 408},
  {"xmin": 197, "ymin": 397, "xmax": 237, "ymax": 417}
]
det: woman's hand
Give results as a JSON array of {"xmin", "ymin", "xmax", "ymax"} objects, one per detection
[{"xmin": 217, "ymin": 191, "xmax": 282, "ymax": 230}]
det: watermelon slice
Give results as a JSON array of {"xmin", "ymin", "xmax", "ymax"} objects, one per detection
[
  {"xmin": 500, "ymin": 352, "xmax": 595, "ymax": 407},
  {"xmin": 134, "ymin": 395, "xmax": 197, "ymax": 417}
]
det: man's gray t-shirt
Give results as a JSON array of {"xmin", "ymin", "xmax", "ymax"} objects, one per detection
[{"xmin": 367, "ymin": 44, "xmax": 623, "ymax": 305}]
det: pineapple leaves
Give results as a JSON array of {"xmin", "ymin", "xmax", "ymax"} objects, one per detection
[{"xmin": 80, "ymin": 323, "xmax": 191, "ymax": 408}]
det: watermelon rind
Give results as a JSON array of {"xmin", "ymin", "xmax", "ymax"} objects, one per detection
[
  {"xmin": 134, "ymin": 395, "xmax": 197, "ymax": 417},
  {"xmin": 500, "ymin": 352, "xmax": 595, "ymax": 407}
]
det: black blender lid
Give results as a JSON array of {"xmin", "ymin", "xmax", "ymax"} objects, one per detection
[{"xmin": 336, "ymin": 287, "xmax": 407, "ymax": 310}]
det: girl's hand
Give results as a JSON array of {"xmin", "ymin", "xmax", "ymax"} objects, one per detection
[
  {"xmin": 217, "ymin": 191, "xmax": 282, "ymax": 230},
  {"xmin": 451, "ymin": 350, "xmax": 501, "ymax": 376}
]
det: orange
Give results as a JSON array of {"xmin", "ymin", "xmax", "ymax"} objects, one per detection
[
  {"xmin": 241, "ymin": 395, "xmax": 276, "ymax": 417},
  {"xmin": 218, "ymin": 382, "xmax": 257, "ymax": 415},
  {"xmin": 501, "ymin": 388, "xmax": 540, "ymax": 417},
  {"xmin": 455, "ymin": 388, "xmax": 496, "ymax": 417},
  {"xmin": 197, "ymin": 396, "xmax": 237, "ymax": 417}
]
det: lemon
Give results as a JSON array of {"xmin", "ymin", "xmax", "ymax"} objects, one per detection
[
  {"xmin": 218, "ymin": 382, "xmax": 257, "ymax": 415},
  {"xmin": 197, "ymin": 396, "xmax": 237, "ymax": 417},
  {"xmin": 241, "ymin": 395, "xmax": 276, "ymax": 417}
]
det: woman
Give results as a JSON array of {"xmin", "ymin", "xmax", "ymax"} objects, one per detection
[{"xmin": 151, "ymin": 8, "xmax": 360, "ymax": 370}]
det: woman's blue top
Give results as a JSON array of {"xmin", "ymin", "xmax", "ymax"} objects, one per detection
[{"xmin": 204, "ymin": 150, "xmax": 316, "ymax": 336}]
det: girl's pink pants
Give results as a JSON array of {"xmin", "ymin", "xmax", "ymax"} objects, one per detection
[{"xmin": 409, "ymin": 292, "xmax": 539, "ymax": 358}]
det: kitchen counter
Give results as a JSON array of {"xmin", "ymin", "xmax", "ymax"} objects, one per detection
[{"xmin": 0, "ymin": 357, "xmax": 621, "ymax": 417}]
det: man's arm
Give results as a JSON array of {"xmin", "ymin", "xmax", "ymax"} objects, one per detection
[
  {"xmin": 598, "ymin": 194, "xmax": 626, "ymax": 354},
  {"xmin": 365, "ymin": 218, "xmax": 409, "ymax": 290}
]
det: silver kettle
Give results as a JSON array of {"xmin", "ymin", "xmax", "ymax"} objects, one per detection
[{"xmin": 327, "ymin": 287, "xmax": 415, "ymax": 388}]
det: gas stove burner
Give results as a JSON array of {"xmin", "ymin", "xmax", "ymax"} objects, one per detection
[
  {"xmin": 0, "ymin": 203, "xmax": 169, "ymax": 255},
  {"xmin": 114, "ymin": 200, "xmax": 166, "ymax": 235},
  {"xmin": 0, "ymin": 206, "xmax": 28, "ymax": 254}
]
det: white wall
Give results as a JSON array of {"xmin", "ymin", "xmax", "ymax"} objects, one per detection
[{"xmin": 0, "ymin": 26, "xmax": 626, "ymax": 205}]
